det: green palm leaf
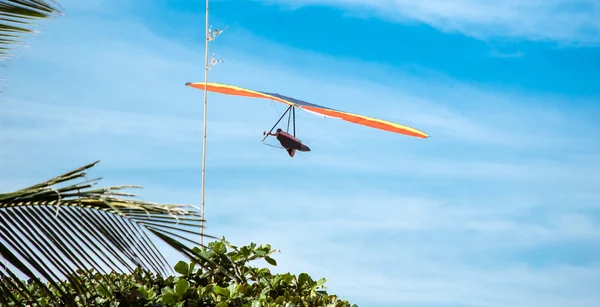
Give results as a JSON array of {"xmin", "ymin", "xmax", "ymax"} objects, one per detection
[
  {"xmin": 0, "ymin": 0, "xmax": 63, "ymax": 92},
  {"xmin": 0, "ymin": 160, "xmax": 216, "ymax": 305}
]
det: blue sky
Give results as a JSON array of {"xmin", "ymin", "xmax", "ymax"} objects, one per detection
[{"xmin": 1, "ymin": 0, "xmax": 599, "ymax": 306}]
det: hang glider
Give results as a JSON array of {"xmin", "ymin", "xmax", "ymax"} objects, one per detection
[{"xmin": 185, "ymin": 82, "xmax": 429, "ymax": 139}]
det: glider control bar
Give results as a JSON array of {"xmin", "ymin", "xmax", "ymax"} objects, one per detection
[{"xmin": 262, "ymin": 105, "xmax": 293, "ymax": 143}]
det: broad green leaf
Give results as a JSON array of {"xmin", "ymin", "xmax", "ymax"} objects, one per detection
[
  {"xmin": 240, "ymin": 246, "xmax": 251, "ymax": 258},
  {"xmin": 216, "ymin": 301, "xmax": 229, "ymax": 307},
  {"xmin": 189, "ymin": 261, "xmax": 197, "ymax": 275},
  {"xmin": 174, "ymin": 279, "xmax": 190, "ymax": 296},
  {"xmin": 161, "ymin": 286, "xmax": 173, "ymax": 295},
  {"xmin": 265, "ymin": 256, "xmax": 277, "ymax": 266},
  {"xmin": 282, "ymin": 274, "xmax": 294, "ymax": 285},
  {"xmin": 317, "ymin": 277, "xmax": 326, "ymax": 287},
  {"xmin": 271, "ymin": 275, "xmax": 282, "ymax": 286},
  {"xmin": 148, "ymin": 288, "xmax": 156, "ymax": 299},
  {"xmin": 227, "ymin": 283, "xmax": 238, "ymax": 298},
  {"xmin": 97, "ymin": 285, "xmax": 112, "ymax": 298},
  {"xmin": 200, "ymin": 250, "xmax": 215, "ymax": 259},
  {"xmin": 162, "ymin": 292, "xmax": 178, "ymax": 304},
  {"xmin": 259, "ymin": 286, "xmax": 271, "ymax": 300},
  {"xmin": 213, "ymin": 241, "xmax": 226, "ymax": 254},
  {"xmin": 238, "ymin": 283, "xmax": 253, "ymax": 296},
  {"xmin": 174, "ymin": 261, "xmax": 189, "ymax": 276},
  {"xmin": 213, "ymin": 285, "xmax": 230, "ymax": 297},
  {"xmin": 197, "ymin": 285, "xmax": 212, "ymax": 298},
  {"xmin": 298, "ymin": 273, "xmax": 309, "ymax": 288},
  {"xmin": 258, "ymin": 268, "xmax": 270, "ymax": 275},
  {"xmin": 137, "ymin": 286, "xmax": 148, "ymax": 298}
]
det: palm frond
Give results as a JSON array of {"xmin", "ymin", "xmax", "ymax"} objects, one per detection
[
  {"xmin": 0, "ymin": 0, "xmax": 63, "ymax": 92},
  {"xmin": 0, "ymin": 0, "xmax": 63, "ymax": 58},
  {"xmin": 0, "ymin": 160, "xmax": 214, "ymax": 305}
]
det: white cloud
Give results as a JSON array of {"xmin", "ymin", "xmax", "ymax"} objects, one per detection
[{"xmin": 265, "ymin": 0, "xmax": 600, "ymax": 45}]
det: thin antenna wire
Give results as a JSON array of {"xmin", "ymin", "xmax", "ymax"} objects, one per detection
[{"xmin": 201, "ymin": 0, "xmax": 209, "ymax": 245}]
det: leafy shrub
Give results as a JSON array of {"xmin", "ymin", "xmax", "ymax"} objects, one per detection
[{"xmin": 1, "ymin": 238, "xmax": 358, "ymax": 307}]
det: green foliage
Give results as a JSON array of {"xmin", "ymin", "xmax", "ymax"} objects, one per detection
[
  {"xmin": 1, "ymin": 238, "xmax": 358, "ymax": 307},
  {"xmin": 0, "ymin": 161, "xmax": 212, "ymax": 306}
]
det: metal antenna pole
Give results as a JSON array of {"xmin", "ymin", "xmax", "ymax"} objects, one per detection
[
  {"xmin": 200, "ymin": 0, "xmax": 209, "ymax": 245},
  {"xmin": 200, "ymin": 0, "xmax": 226, "ymax": 245}
]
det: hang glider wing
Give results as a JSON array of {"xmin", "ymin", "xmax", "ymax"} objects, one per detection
[{"xmin": 185, "ymin": 82, "xmax": 429, "ymax": 139}]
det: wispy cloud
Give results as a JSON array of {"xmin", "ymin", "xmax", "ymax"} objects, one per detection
[
  {"xmin": 194, "ymin": 187, "xmax": 600, "ymax": 307},
  {"xmin": 265, "ymin": 0, "xmax": 600, "ymax": 45},
  {"xmin": 489, "ymin": 49, "xmax": 525, "ymax": 58}
]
